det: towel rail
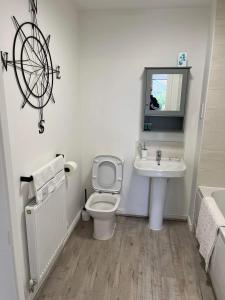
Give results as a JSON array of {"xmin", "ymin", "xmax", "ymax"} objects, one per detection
[
  {"xmin": 20, "ymin": 154, "xmax": 69, "ymax": 182},
  {"xmin": 21, "ymin": 176, "xmax": 33, "ymax": 182}
]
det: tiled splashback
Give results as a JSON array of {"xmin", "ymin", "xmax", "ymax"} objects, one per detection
[
  {"xmin": 136, "ymin": 140, "xmax": 184, "ymax": 160},
  {"xmin": 197, "ymin": 0, "xmax": 225, "ymax": 187}
]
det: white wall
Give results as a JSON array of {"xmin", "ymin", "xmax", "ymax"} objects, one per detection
[
  {"xmin": 79, "ymin": 8, "xmax": 211, "ymax": 217},
  {"xmin": 0, "ymin": 1, "xmax": 82, "ymax": 299},
  {"xmin": 0, "ymin": 71, "xmax": 19, "ymax": 300}
]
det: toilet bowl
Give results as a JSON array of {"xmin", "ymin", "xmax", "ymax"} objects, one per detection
[{"xmin": 85, "ymin": 155, "xmax": 123, "ymax": 240}]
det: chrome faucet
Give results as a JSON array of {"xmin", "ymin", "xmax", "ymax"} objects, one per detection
[{"xmin": 156, "ymin": 150, "xmax": 162, "ymax": 165}]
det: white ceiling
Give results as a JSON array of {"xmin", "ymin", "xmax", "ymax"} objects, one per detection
[{"xmin": 75, "ymin": 0, "xmax": 211, "ymax": 10}]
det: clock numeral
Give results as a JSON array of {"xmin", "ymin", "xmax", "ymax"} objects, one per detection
[
  {"xmin": 1, "ymin": 51, "xmax": 9, "ymax": 71},
  {"xmin": 56, "ymin": 66, "xmax": 61, "ymax": 79},
  {"xmin": 29, "ymin": 0, "xmax": 37, "ymax": 15},
  {"xmin": 38, "ymin": 119, "xmax": 45, "ymax": 134}
]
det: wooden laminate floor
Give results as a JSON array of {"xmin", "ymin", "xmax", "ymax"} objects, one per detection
[{"xmin": 37, "ymin": 217, "xmax": 215, "ymax": 300}]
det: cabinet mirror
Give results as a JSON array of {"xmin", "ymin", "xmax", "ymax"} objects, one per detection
[{"xmin": 144, "ymin": 67, "xmax": 190, "ymax": 117}]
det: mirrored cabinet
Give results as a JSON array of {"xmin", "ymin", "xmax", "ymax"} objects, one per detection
[{"xmin": 143, "ymin": 67, "xmax": 191, "ymax": 132}]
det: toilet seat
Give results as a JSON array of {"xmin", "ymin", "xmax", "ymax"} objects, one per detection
[
  {"xmin": 86, "ymin": 192, "xmax": 120, "ymax": 213},
  {"xmin": 91, "ymin": 201, "xmax": 114, "ymax": 211},
  {"xmin": 92, "ymin": 155, "xmax": 123, "ymax": 194}
]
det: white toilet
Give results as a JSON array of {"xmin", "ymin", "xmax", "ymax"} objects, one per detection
[{"xmin": 85, "ymin": 155, "xmax": 123, "ymax": 240}]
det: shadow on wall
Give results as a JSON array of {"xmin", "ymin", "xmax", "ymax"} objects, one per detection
[
  {"xmin": 182, "ymin": 71, "xmax": 193, "ymax": 133},
  {"xmin": 140, "ymin": 70, "xmax": 145, "ymax": 134},
  {"xmin": 82, "ymin": 169, "xmax": 93, "ymax": 204},
  {"xmin": 125, "ymin": 167, "xmax": 149, "ymax": 216},
  {"xmin": 164, "ymin": 177, "xmax": 185, "ymax": 218},
  {"xmin": 20, "ymin": 183, "xmax": 33, "ymax": 293}
]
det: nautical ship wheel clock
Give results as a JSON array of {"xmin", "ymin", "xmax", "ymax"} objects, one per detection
[{"xmin": 1, "ymin": 0, "xmax": 61, "ymax": 134}]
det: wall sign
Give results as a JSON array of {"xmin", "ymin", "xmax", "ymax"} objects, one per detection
[{"xmin": 1, "ymin": 0, "xmax": 61, "ymax": 134}]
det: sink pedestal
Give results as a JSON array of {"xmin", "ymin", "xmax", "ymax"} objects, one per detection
[
  {"xmin": 134, "ymin": 156, "xmax": 186, "ymax": 231},
  {"xmin": 149, "ymin": 177, "xmax": 168, "ymax": 230}
]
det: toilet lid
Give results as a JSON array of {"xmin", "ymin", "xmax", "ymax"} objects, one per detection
[{"xmin": 92, "ymin": 155, "xmax": 123, "ymax": 193}]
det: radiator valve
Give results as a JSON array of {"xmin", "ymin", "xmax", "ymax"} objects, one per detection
[{"xmin": 29, "ymin": 279, "xmax": 37, "ymax": 293}]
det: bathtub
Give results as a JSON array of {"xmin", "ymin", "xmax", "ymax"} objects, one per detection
[{"xmin": 195, "ymin": 186, "xmax": 225, "ymax": 300}]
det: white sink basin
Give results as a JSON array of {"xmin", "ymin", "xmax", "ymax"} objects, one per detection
[
  {"xmin": 134, "ymin": 157, "xmax": 186, "ymax": 178},
  {"xmin": 134, "ymin": 156, "xmax": 186, "ymax": 231}
]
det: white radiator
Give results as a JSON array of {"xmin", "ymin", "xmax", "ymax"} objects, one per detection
[{"xmin": 25, "ymin": 184, "xmax": 67, "ymax": 288}]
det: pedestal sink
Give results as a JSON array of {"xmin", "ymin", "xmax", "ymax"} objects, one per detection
[{"xmin": 134, "ymin": 157, "xmax": 186, "ymax": 230}]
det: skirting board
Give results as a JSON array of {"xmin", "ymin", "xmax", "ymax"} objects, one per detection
[
  {"xmin": 64, "ymin": 210, "xmax": 82, "ymax": 246},
  {"xmin": 33, "ymin": 209, "xmax": 82, "ymax": 300},
  {"xmin": 117, "ymin": 209, "xmax": 187, "ymax": 222}
]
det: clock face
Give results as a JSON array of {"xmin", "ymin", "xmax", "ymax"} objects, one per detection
[
  {"xmin": 0, "ymin": 0, "xmax": 61, "ymax": 134},
  {"xmin": 13, "ymin": 21, "xmax": 55, "ymax": 110}
]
